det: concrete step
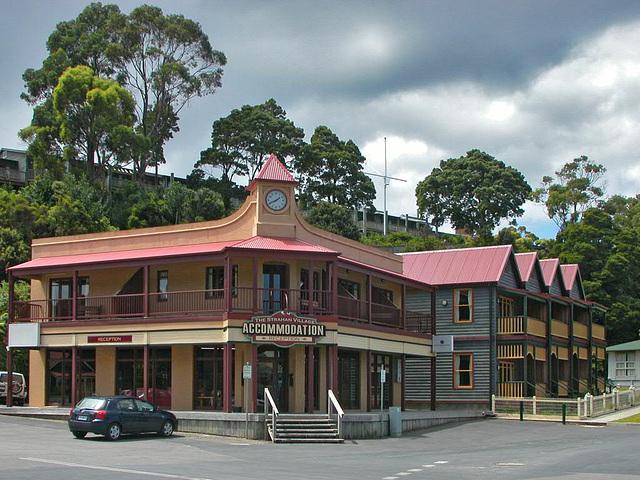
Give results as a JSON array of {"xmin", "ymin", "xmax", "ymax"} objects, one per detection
[{"xmin": 273, "ymin": 438, "xmax": 344, "ymax": 444}]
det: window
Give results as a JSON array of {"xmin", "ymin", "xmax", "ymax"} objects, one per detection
[
  {"xmin": 205, "ymin": 266, "xmax": 238, "ymax": 299},
  {"xmin": 206, "ymin": 266, "xmax": 224, "ymax": 299},
  {"xmin": 615, "ymin": 352, "xmax": 635, "ymax": 377},
  {"xmin": 453, "ymin": 353, "xmax": 473, "ymax": 388},
  {"xmin": 157, "ymin": 270, "xmax": 168, "ymax": 301},
  {"xmin": 372, "ymin": 286, "xmax": 394, "ymax": 306},
  {"xmin": 454, "ymin": 289, "xmax": 473, "ymax": 323},
  {"xmin": 338, "ymin": 279, "xmax": 360, "ymax": 299}
]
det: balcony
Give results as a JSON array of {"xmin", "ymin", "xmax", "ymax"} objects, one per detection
[
  {"xmin": 592, "ymin": 323, "xmax": 605, "ymax": 341},
  {"xmin": 551, "ymin": 319, "xmax": 569, "ymax": 338},
  {"xmin": 572, "ymin": 321, "xmax": 589, "ymax": 340},
  {"xmin": 498, "ymin": 316, "xmax": 547, "ymax": 338},
  {"xmin": 12, "ymin": 287, "xmax": 432, "ymax": 335}
]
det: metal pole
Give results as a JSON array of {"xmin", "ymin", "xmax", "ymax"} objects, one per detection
[
  {"xmin": 562, "ymin": 403, "xmax": 567, "ymax": 424},
  {"xmin": 245, "ymin": 362, "xmax": 249, "ymax": 439},
  {"xmin": 383, "ymin": 137, "xmax": 388, "ymax": 236},
  {"xmin": 519, "ymin": 400, "xmax": 524, "ymax": 421}
]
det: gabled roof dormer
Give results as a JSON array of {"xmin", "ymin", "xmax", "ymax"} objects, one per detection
[
  {"xmin": 560, "ymin": 264, "xmax": 586, "ymax": 300},
  {"xmin": 515, "ymin": 252, "xmax": 547, "ymax": 293},
  {"xmin": 540, "ymin": 258, "xmax": 567, "ymax": 297}
]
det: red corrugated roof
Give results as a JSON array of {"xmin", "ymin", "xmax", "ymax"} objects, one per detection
[
  {"xmin": 400, "ymin": 245, "xmax": 513, "ymax": 286},
  {"xmin": 9, "ymin": 236, "xmax": 339, "ymax": 274},
  {"xmin": 539, "ymin": 258, "xmax": 560, "ymax": 287},
  {"xmin": 255, "ymin": 154, "xmax": 297, "ymax": 183},
  {"xmin": 232, "ymin": 236, "xmax": 338, "ymax": 254},
  {"xmin": 8, "ymin": 241, "xmax": 238, "ymax": 273},
  {"xmin": 560, "ymin": 264, "xmax": 579, "ymax": 291},
  {"xmin": 515, "ymin": 252, "xmax": 537, "ymax": 282}
]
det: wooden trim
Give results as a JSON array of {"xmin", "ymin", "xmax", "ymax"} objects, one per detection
[
  {"xmin": 453, "ymin": 288, "xmax": 474, "ymax": 323},
  {"xmin": 452, "ymin": 351, "xmax": 474, "ymax": 389}
]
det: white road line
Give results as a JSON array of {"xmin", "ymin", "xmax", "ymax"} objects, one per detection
[
  {"xmin": 434, "ymin": 460, "xmax": 449, "ymax": 464},
  {"xmin": 407, "ymin": 469, "xmax": 422, "ymax": 472},
  {"xmin": 382, "ymin": 477, "xmax": 398, "ymax": 479},
  {"xmin": 21, "ymin": 457, "xmax": 213, "ymax": 480},
  {"xmin": 422, "ymin": 465, "xmax": 435, "ymax": 468},
  {"xmin": 498, "ymin": 463, "xmax": 525, "ymax": 466}
]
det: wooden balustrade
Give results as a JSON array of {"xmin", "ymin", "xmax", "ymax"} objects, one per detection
[
  {"xmin": 551, "ymin": 319, "xmax": 569, "ymax": 338},
  {"xmin": 573, "ymin": 321, "xmax": 589, "ymax": 340},
  {"xmin": 498, "ymin": 381, "xmax": 524, "ymax": 398},
  {"xmin": 498, "ymin": 316, "xmax": 524, "ymax": 334},
  {"xmin": 592, "ymin": 323, "xmax": 605, "ymax": 341}
]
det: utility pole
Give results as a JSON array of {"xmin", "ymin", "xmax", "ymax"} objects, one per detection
[{"xmin": 365, "ymin": 137, "xmax": 407, "ymax": 235}]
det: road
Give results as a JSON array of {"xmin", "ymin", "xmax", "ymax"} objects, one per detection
[{"xmin": 1, "ymin": 415, "xmax": 639, "ymax": 480}]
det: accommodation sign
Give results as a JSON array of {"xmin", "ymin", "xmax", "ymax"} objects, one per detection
[
  {"xmin": 88, "ymin": 335, "xmax": 133, "ymax": 344},
  {"xmin": 243, "ymin": 310, "xmax": 325, "ymax": 347}
]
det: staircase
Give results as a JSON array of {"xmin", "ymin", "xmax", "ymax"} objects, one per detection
[{"xmin": 267, "ymin": 413, "xmax": 344, "ymax": 443}]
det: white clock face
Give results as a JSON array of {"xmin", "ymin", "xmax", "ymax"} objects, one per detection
[{"xmin": 265, "ymin": 189, "xmax": 287, "ymax": 211}]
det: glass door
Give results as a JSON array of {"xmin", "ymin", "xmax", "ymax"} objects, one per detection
[
  {"xmin": 263, "ymin": 264, "xmax": 287, "ymax": 313},
  {"xmin": 257, "ymin": 346, "xmax": 288, "ymax": 411}
]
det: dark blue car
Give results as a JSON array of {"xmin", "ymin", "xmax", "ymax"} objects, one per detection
[{"xmin": 68, "ymin": 395, "xmax": 177, "ymax": 440}]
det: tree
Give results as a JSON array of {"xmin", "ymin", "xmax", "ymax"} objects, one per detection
[
  {"xmin": 115, "ymin": 5, "xmax": 227, "ymax": 180},
  {"xmin": 197, "ymin": 99, "xmax": 305, "ymax": 183},
  {"xmin": 0, "ymin": 280, "xmax": 32, "ymax": 375},
  {"xmin": 295, "ymin": 126, "xmax": 376, "ymax": 210},
  {"xmin": 415, "ymin": 149, "xmax": 532, "ymax": 238},
  {"xmin": 304, "ymin": 202, "xmax": 361, "ymax": 241},
  {"xmin": 533, "ymin": 155, "xmax": 607, "ymax": 229},
  {"xmin": 21, "ymin": 3, "xmax": 226, "ymax": 183},
  {"xmin": 52, "ymin": 66, "xmax": 135, "ymax": 181}
]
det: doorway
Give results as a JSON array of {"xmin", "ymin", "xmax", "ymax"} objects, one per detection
[
  {"xmin": 263, "ymin": 264, "xmax": 287, "ymax": 312},
  {"xmin": 257, "ymin": 346, "xmax": 288, "ymax": 411}
]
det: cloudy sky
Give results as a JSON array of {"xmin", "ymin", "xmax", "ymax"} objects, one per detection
[{"xmin": 3, "ymin": 1, "xmax": 640, "ymax": 238}]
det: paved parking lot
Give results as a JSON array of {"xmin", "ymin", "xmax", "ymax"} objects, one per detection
[{"xmin": 1, "ymin": 414, "xmax": 639, "ymax": 480}]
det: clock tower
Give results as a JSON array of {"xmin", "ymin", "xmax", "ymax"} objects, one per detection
[{"xmin": 247, "ymin": 154, "xmax": 299, "ymax": 237}]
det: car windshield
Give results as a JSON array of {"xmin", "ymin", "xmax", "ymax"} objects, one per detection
[{"xmin": 75, "ymin": 398, "xmax": 106, "ymax": 410}]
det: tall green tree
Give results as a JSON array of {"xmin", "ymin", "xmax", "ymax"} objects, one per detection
[
  {"xmin": 51, "ymin": 66, "xmax": 135, "ymax": 181},
  {"xmin": 534, "ymin": 155, "xmax": 607, "ymax": 229},
  {"xmin": 296, "ymin": 126, "xmax": 376, "ymax": 210},
  {"xmin": 20, "ymin": 3, "xmax": 226, "ymax": 183},
  {"xmin": 415, "ymin": 149, "xmax": 531, "ymax": 238},
  {"xmin": 197, "ymin": 99, "xmax": 305, "ymax": 183},
  {"xmin": 115, "ymin": 5, "xmax": 226, "ymax": 180}
]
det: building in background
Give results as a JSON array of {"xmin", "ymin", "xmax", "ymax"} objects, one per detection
[{"xmin": 607, "ymin": 340, "xmax": 640, "ymax": 387}]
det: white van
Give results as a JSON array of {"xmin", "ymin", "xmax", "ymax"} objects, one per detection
[{"xmin": 0, "ymin": 372, "xmax": 27, "ymax": 406}]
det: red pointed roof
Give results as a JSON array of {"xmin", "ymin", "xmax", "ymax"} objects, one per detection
[
  {"xmin": 515, "ymin": 252, "xmax": 538, "ymax": 282},
  {"xmin": 9, "ymin": 236, "xmax": 338, "ymax": 275},
  {"xmin": 539, "ymin": 258, "xmax": 560, "ymax": 287},
  {"xmin": 401, "ymin": 245, "xmax": 513, "ymax": 286},
  {"xmin": 560, "ymin": 264, "xmax": 579, "ymax": 291},
  {"xmin": 246, "ymin": 154, "xmax": 298, "ymax": 192}
]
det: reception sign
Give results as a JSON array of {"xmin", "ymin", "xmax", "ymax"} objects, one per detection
[{"xmin": 242, "ymin": 310, "xmax": 326, "ymax": 347}]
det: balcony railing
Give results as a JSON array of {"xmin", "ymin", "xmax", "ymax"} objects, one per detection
[
  {"xmin": 498, "ymin": 316, "xmax": 546, "ymax": 337},
  {"xmin": 12, "ymin": 288, "xmax": 432, "ymax": 334},
  {"xmin": 551, "ymin": 319, "xmax": 569, "ymax": 338},
  {"xmin": 573, "ymin": 321, "xmax": 589, "ymax": 340},
  {"xmin": 498, "ymin": 381, "xmax": 524, "ymax": 398},
  {"xmin": 592, "ymin": 323, "xmax": 605, "ymax": 341}
]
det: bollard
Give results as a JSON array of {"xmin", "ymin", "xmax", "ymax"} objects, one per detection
[
  {"xmin": 562, "ymin": 403, "xmax": 567, "ymax": 424},
  {"xmin": 577, "ymin": 397, "xmax": 581, "ymax": 418},
  {"xmin": 520, "ymin": 400, "xmax": 524, "ymax": 421},
  {"xmin": 533, "ymin": 396, "xmax": 537, "ymax": 416}
]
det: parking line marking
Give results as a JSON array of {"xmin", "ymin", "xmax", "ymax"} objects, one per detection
[
  {"xmin": 21, "ymin": 458, "xmax": 213, "ymax": 480},
  {"xmin": 408, "ymin": 469, "xmax": 422, "ymax": 472},
  {"xmin": 422, "ymin": 465, "xmax": 435, "ymax": 468},
  {"xmin": 434, "ymin": 461, "xmax": 449, "ymax": 464}
]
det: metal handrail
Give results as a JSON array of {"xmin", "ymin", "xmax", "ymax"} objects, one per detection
[
  {"xmin": 264, "ymin": 388, "xmax": 279, "ymax": 442},
  {"xmin": 328, "ymin": 390, "xmax": 344, "ymax": 439}
]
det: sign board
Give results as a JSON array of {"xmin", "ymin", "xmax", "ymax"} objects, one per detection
[
  {"xmin": 380, "ymin": 368, "xmax": 386, "ymax": 383},
  {"xmin": 8, "ymin": 323, "xmax": 40, "ymax": 348},
  {"xmin": 88, "ymin": 335, "xmax": 133, "ymax": 344},
  {"xmin": 432, "ymin": 335, "xmax": 454, "ymax": 353},
  {"xmin": 242, "ymin": 364, "xmax": 252, "ymax": 379},
  {"xmin": 243, "ymin": 310, "xmax": 326, "ymax": 347}
]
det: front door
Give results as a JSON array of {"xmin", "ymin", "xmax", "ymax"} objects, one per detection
[
  {"xmin": 263, "ymin": 265, "xmax": 287, "ymax": 312},
  {"xmin": 257, "ymin": 346, "xmax": 288, "ymax": 411}
]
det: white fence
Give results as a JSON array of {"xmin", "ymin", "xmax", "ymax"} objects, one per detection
[{"xmin": 492, "ymin": 386, "xmax": 637, "ymax": 419}]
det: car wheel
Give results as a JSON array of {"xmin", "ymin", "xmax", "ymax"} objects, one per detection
[
  {"xmin": 72, "ymin": 431, "xmax": 87, "ymax": 439},
  {"xmin": 158, "ymin": 420, "xmax": 174, "ymax": 437},
  {"xmin": 106, "ymin": 423, "xmax": 121, "ymax": 441}
]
